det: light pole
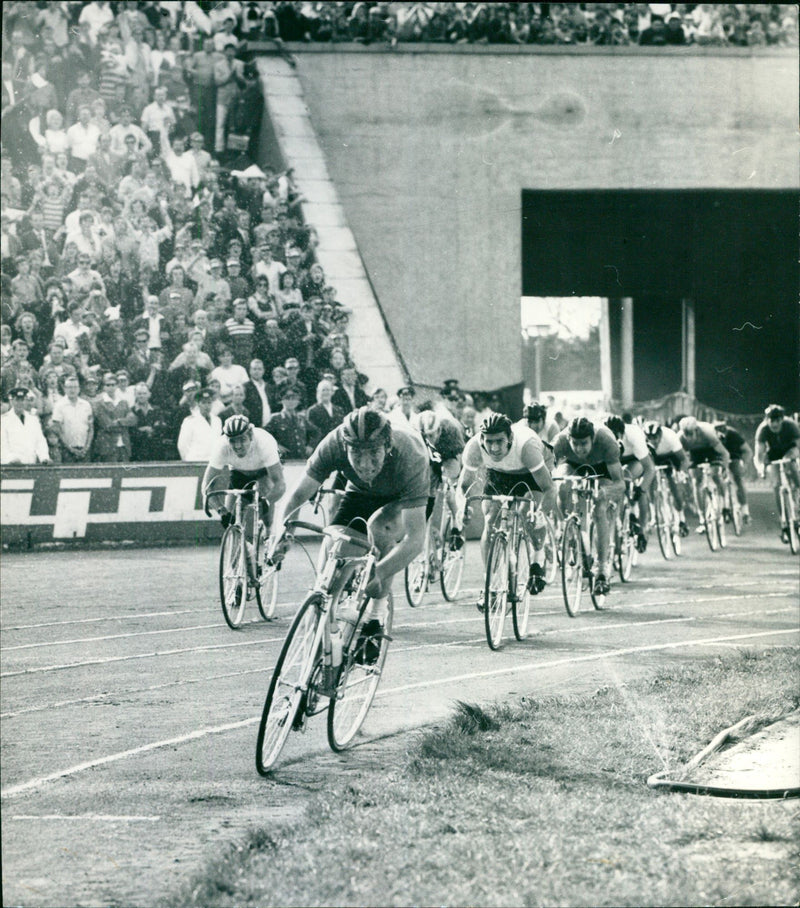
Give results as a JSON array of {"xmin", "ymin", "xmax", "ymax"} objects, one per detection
[{"xmin": 522, "ymin": 323, "xmax": 551, "ymax": 402}]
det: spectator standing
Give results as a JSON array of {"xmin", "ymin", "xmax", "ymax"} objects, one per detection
[
  {"xmin": 130, "ymin": 382, "xmax": 167, "ymax": 461},
  {"xmin": 1, "ymin": 386, "xmax": 51, "ymax": 464},
  {"xmin": 209, "ymin": 345, "xmax": 249, "ymax": 397},
  {"xmin": 221, "ymin": 298, "xmax": 256, "ymax": 366},
  {"xmin": 307, "ymin": 378, "xmax": 346, "ymax": 441},
  {"xmin": 267, "ymin": 385, "xmax": 314, "ymax": 460},
  {"xmin": 53, "ymin": 300, "xmax": 91, "ymax": 357},
  {"xmin": 177, "ymin": 386, "xmax": 221, "ymax": 461},
  {"xmin": 92, "ymin": 371, "xmax": 136, "ymax": 462},
  {"xmin": 66, "ymin": 105, "xmax": 101, "ymax": 172},
  {"xmin": 333, "ymin": 365, "xmax": 369, "ymax": 414},
  {"xmin": 50, "ymin": 374, "xmax": 94, "ymax": 462},
  {"xmin": 243, "ymin": 357, "xmax": 272, "ymax": 428}
]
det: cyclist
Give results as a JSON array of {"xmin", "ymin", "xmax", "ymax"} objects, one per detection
[
  {"xmin": 677, "ymin": 416, "xmax": 730, "ymax": 530},
  {"xmin": 753, "ymin": 404, "xmax": 800, "ymax": 543},
  {"xmin": 713, "ymin": 419, "xmax": 752, "ymax": 524},
  {"xmin": 552, "ymin": 417, "xmax": 625, "ymax": 597},
  {"xmin": 643, "ymin": 420, "xmax": 691, "ymax": 537},
  {"xmin": 201, "ymin": 414, "xmax": 287, "ymax": 567},
  {"xmin": 277, "ymin": 406, "xmax": 429, "ymax": 647},
  {"xmin": 457, "ymin": 412, "xmax": 555, "ymax": 604},
  {"xmin": 605, "ymin": 415, "xmax": 655, "ymax": 553},
  {"xmin": 518, "ymin": 402, "xmax": 557, "ymax": 472},
  {"xmin": 417, "ymin": 409, "xmax": 466, "ymax": 550}
]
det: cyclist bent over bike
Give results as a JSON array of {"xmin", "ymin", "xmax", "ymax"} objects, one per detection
[
  {"xmin": 277, "ymin": 407, "xmax": 430, "ymax": 641},
  {"xmin": 677, "ymin": 416, "xmax": 730, "ymax": 531},
  {"xmin": 202, "ymin": 414, "xmax": 287, "ymax": 535},
  {"xmin": 457, "ymin": 412, "xmax": 555, "ymax": 602},
  {"xmin": 552, "ymin": 417, "xmax": 625, "ymax": 597},
  {"xmin": 754, "ymin": 404, "xmax": 800, "ymax": 543}
]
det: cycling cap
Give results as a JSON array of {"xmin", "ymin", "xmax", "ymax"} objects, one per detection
[
  {"xmin": 568, "ymin": 416, "xmax": 595, "ymax": 440},
  {"xmin": 604, "ymin": 415, "xmax": 626, "ymax": 440},
  {"xmin": 341, "ymin": 406, "xmax": 391, "ymax": 448},
  {"xmin": 523, "ymin": 403, "xmax": 547, "ymax": 423},
  {"xmin": 480, "ymin": 412, "xmax": 513, "ymax": 438},
  {"xmin": 765, "ymin": 404, "xmax": 785, "ymax": 420},
  {"xmin": 678, "ymin": 416, "xmax": 698, "ymax": 433},
  {"xmin": 643, "ymin": 420, "xmax": 662, "ymax": 440},
  {"xmin": 418, "ymin": 410, "xmax": 441, "ymax": 438},
  {"xmin": 222, "ymin": 414, "xmax": 252, "ymax": 438}
]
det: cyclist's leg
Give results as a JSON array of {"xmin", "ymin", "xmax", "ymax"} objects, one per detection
[
  {"xmin": 480, "ymin": 499, "xmax": 500, "ymax": 566},
  {"xmin": 728, "ymin": 458, "xmax": 749, "ymax": 516}
]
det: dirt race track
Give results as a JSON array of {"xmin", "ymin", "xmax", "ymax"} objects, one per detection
[{"xmin": 1, "ymin": 490, "xmax": 798, "ymax": 908}]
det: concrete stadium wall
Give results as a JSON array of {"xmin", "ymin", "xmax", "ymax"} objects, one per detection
[{"xmin": 286, "ymin": 47, "xmax": 798, "ymax": 392}]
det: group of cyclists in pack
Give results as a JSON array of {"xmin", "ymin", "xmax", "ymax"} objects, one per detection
[{"xmin": 200, "ymin": 396, "xmax": 800, "ymax": 656}]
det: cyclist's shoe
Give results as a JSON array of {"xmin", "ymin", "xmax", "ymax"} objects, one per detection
[
  {"xmin": 679, "ymin": 521, "xmax": 689, "ymax": 537},
  {"xmin": 526, "ymin": 562, "xmax": 546, "ymax": 595},
  {"xmin": 594, "ymin": 573, "xmax": 610, "ymax": 597},
  {"xmin": 636, "ymin": 533, "xmax": 648, "ymax": 553},
  {"xmin": 448, "ymin": 527, "xmax": 465, "ymax": 551},
  {"xmin": 742, "ymin": 510, "xmax": 751, "ymax": 525},
  {"xmin": 292, "ymin": 692, "xmax": 308, "ymax": 730},
  {"xmin": 476, "ymin": 595, "xmax": 486, "ymax": 613},
  {"xmin": 780, "ymin": 525, "xmax": 791, "ymax": 544},
  {"xmin": 355, "ymin": 618, "xmax": 388, "ymax": 666},
  {"xmin": 722, "ymin": 507, "xmax": 732, "ymax": 523},
  {"xmin": 696, "ymin": 525, "xmax": 707, "ymax": 534}
]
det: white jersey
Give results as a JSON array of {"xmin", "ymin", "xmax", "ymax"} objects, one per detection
[
  {"xmin": 209, "ymin": 427, "xmax": 280, "ymax": 472},
  {"xmin": 621, "ymin": 423, "xmax": 649, "ymax": 461},
  {"xmin": 465, "ymin": 423, "xmax": 544, "ymax": 474},
  {"xmin": 651, "ymin": 426, "xmax": 683, "ymax": 458}
]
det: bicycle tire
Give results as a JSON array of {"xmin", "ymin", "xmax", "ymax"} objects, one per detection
[
  {"xmin": 782, "ymin": 487, "xmax": 799, "ymax": 555},
  {"xmin": 561, "ymin": 518, "xmax": 584, "ymax": 617},
  {"xmin": 589, "ymin": 521, "xmax": 608, "ymax": 609},
  {"xmin": 256, "ymin": 593, "xmax": 322, "ymax": 775},
  {"xmin": 439, "ymin": 515, "xmax": 465, "ymax": 601},
  {"xmin": 511, "ymin": 532, "xmax": 531, "ymax": 640},
  {"xmin": 728, "ymin": 483, "xmax": 744, "ymax": 537},
  {"xmin": 219, "ymin": 525, "xmax": 247, "ymax": 629},
  {"xmin": 328, "ymin": 592, "xmax": 393, "ymax": 752},
  {"xmin": 255, "ymin": 524, "xmax": 279, "ymax": 620},
  {"xmin": 404, "ymin": 549, "xmax": 427, "ymax": 607},
  {"xmin": 541, "ymin": 514, "xmax": 558, "ymax": 585},
  {"xmin": 653, "ymin": 490, "xmax": 672, "ymax": 561},
  {"xmin": 704, "ymin": 489, "xmax": 719, "ymax": 552},
  {"xmin": 484, "ymin": 533, "xmax": 509, "ymax": 650},
  {"xmin": 717, "ymin": 497, "xmax": 728, "ymax": 549},
  {"xmin": 617, "ymin": 511, "xmax": 635, "ymax": 583}
]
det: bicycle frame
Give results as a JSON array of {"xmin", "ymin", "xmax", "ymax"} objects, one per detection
[
  {"xmin": 691, "ymin": 463, "xmax": 726, "ymax": 551},
  {"xmin": 555, "ymin": 474, "xmax": 608, "ymax": 615}
]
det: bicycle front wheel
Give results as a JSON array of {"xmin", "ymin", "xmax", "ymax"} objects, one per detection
[
  {"xmin": 404, "ymin": 549, "xmax": 427, "ymax": 607},
  {"xmin": 653, "ymin": 490, "xmax": 672, "ymax": 561},
  {"xmin": 541, "ymin": 514, "xmax": 558, "ymax": 585},
  {"xmin": 782, "ymin": 487, "xmax": 799, "ymax": 554},
  {"xmin": 511, "ymin": 532, "xmax": 532, "ymax": 640},
  {"xmin": 561, "ymin": 518, "xmax": 584, "ymax": 617},
  {"xmin": 590, "ymin": 521, "xmax": 609, "ymax": 609},
  {"xmin": 484, "ymin": 533, "xmax": 509, "ymax": 650},
  {"xmin": 256, "ymin": 594, "xmax": 322, "ymax": 775},
  {"xmin": 729, "ymin": 485, "xmax": 744, "ymax": 537},
  {"xmin": 616, "ymin": 514, "xmax": 635, "ymax": 583},
  {"xmin": 704, "ymin": 490, "xmax": 720, "ymax": 552},
  {"xmin": 328, "ymin": 595, "xmax": 393, "ymax": 752},
  {"xmin": 439, "ymin": 516, "xmax": 465, "ymax": 601},
  {"xmin": 219, "ymin": 525, "xmax": 247, "ymax": 629},
  {"xmin": 255, "ymin": 524, "xmax": 279, "ymax": 620}
]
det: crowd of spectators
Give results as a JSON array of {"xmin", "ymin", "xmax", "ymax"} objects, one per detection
[
  {"xmin": 0, "ymin": 0, "xmax": 389, "ymax": 466},
  {"xmin": 2, "ymin": 2, "xmax": 795, "ymax": 466}
]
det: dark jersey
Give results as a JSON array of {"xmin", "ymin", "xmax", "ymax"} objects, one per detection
[
  {"xmin": 718, "ymin": 427, "xmax": 747, "ymax": 460},
  {"xmin": 306, "ymin": 423, "xmax": 430, "ymax": 507},
  {"xmin": 552, "ymin": 425, "xmax": 621, "ymax": 479},
  {"xmin": 755, "ymin": 418, "xmax": 800, "ymax": 462}
]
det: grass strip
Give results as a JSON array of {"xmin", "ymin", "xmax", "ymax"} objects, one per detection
[{"xmin": 171, "ymin": 647, "xmax": 800, "ymax": 908}]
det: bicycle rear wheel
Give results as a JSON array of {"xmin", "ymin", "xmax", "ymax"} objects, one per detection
[
  {"xmin": 255, "ymin": 524, "xmax": 279, "ymax": 620},
  {"xmin": 439, "ymin": 515, "xmax": 465, "ymax": 601},
  {"xmin": 256, "ymin": 594, "xmax": 322, "ymax": 775},
  {"xmin": 561, "ymin": 518, "xmax": 584, "ymax": 617},
  {"xmin": 541, "ymin": 514, "xmax": 558, "ymax": 585},
  {"xmin": 484, "ymin": 533, "xmax": 509, "ymax": 650},
  {"xmin": 328, "ymin": 595, "xmax": 393, "ymax": 752},
  {"xmin": 219, "ymin": 525, "xmax": 247, "ymax": 629},
  {"xmin": 511, "ymin": 533, "xmax": 531, "ymax": 640}
]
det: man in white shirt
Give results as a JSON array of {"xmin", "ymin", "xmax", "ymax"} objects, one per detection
[
  {"xmin": 160, "ymin": 128, "xmax": 200, "ymax": 194},
  {"xmin": 54, "ymin": 300, "xmax": 91, "ymax": 357},
  {"xmin": 51, "ymin": 374, "xmax": 94, "ymax": 462},
  {"xmin": 251, "ymin": 243, "xmax": 285, "ymax": 293},
  {"xmin": 243, "ymin": 358, "xmax": 271, "ymax": 427},
  {"xmin": 178, "ymin": 387, "xmax": 222, "ymax": 461},
  {"xmin": 209, "ymin": 346, "xmax": 249, "ymax": 398},
  {"xmin": 1, "ymin": 387, "xmax": 51, "ymax": 464},
  {"xmin": 140, "ymin": 87, "xmax": 175, "ymax": 152},
  {"xmin": 66, "ymin": 105, "xmax": 100, "ymax": 170},
  {"xmin": 109, "ymin": 106, "xmax": 152, "ymax": 158}
]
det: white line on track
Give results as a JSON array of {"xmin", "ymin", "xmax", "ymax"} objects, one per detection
[
  {"xmin": 10, "ymin": 815, "xmax": 161, "ymax": 822},
  {"xmin": 3, "ymin": 623, "xmax": 229, "ymax": 651},
  {"xmin": 2, "ymin": 627, "xmax": 796, "ymax": 799}
]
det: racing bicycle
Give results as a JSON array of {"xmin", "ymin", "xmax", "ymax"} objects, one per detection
[
  {"xmin": 691, "ymin": 463, "xmax": 727, "ymax": 552},
  {"xmin": 256, "ymin": 518, "xmax": 392, "ymax": 774},
  {"xmin": 206, "ymin": 481, "xmax": 280, "ymax": 629},
  {"xmin": 720, "ymin": 465, "xmax": 744, "ymax": 537},
  {"xmin": 772, "ymin": 458, "xmax": 800, "ymax": 554},
  {"xmin": 404, "ymin": 477, "xmax": 465, "ymax": 606},
  {"xmin": 651, "ymin": 465, "xmax": 682, "ymax": 559}
]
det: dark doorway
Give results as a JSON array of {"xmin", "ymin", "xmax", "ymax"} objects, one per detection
[{"xmin": 521, "ymin": 190, "xmax": 798, "ymax": 413}]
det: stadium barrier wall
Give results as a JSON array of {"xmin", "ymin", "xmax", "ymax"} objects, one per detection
[{"xmin": 0, "ymin": 462, "xmax": 312, "ymax": 549}]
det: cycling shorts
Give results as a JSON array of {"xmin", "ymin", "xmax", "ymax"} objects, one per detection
[
  {"xmin": 485, "ymin": 470, "xmax": 541, "ymax": 496},
  {"xmin": 231, "ymin": 467, "xmax": 268, "ymax": 490},
  {"xmin": 689, "ymin": 447, "xmax": 726, "ymax": 467},
  {"xmin": 653, "ymin": 452, "xmax": 683, "ymax": 471},
  {"xmin": 330, "ymin": 490, "xmax": 396, "ymax": 533}
]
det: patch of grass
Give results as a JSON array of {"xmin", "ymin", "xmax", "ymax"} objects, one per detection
[{"xmin": 171, "ymin": 647, "xmax": 800, "ymax": 908}]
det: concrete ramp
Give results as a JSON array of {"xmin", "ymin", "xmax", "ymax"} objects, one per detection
[{"xmin": 257, "ymin": 57, "xmax": 406, "ymax": 395}]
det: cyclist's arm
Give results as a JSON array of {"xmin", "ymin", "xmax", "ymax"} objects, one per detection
[
  {"xmin": 455, "ymin": 436, "xmax": 482, "ymax": 516},
  {"xmin": 754, "ymin": 439, "xmax": 768, "ymax": 476},
  {"xmin": 519, "ymin": 437, "xmax": 555, "ymax": 510},
  {"xmin": 674, "ymin": 448, "xmax": 690, "ymax": 472},
  {"xmin": 638, "ymin": 453, "xmax": 656, "ymax": 492},
  {"xmin": 605, "ymin": 460, "xmax": 625, "ymax": 496},
  {"xmin": 201, "ymin": 463, "xmax": 225, "ymax": 511},
  {"xmin": 263, "ymin": 461, "xmax": 286, "ymax": 504},
  {"xmin": 372, "ymin": 503, "xmax": 427, "ymax": 588},
  {"xmin": 711, "ymin": 434, "xmax": 731, "ymax": 466}
]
